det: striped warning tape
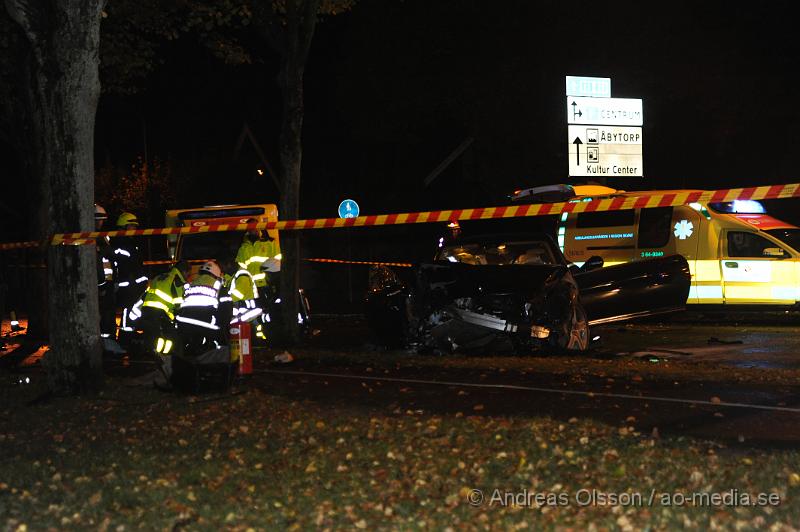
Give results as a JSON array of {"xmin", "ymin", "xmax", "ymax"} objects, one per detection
[
  {"xmin": 304, "ymin": 258, "xmax": 413, "ymax": 268},
  {"xmin": 141, "ymin": 258, "xmax": 411, "ymax": 268},
  {"xmin": 6, "ymin": 258, "xmax": 411, "ymax": 269},
  {"xmin": 4, "ymin": 259, "xmax": 206, "ymax": 268},
  {"xmin": 0, "ymin": 241, "xmax": 40, "ymax": 250},
  {"xmin": 142, "ymin": 259, "xmax": 212, "ymax": 266},
  {"xmin": 2, "ymin": 182, "xmax": 800, "ymax": 251}
]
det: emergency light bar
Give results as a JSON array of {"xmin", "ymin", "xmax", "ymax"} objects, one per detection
[
  {"xmin": 178, "ymin": 207, "xmax": 266, "ymax": 221},
  {"xmin": 708, "ymin": 200, "xmax": 766, "ymax": 214},
  {"xmin": 511, "ymin": 184, "xmax": 576, "ymax": 204}
]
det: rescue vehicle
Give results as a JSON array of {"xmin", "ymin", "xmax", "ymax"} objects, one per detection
[
  {"xmin": 511, "ymin": 185, "xmax": 800, "ymax": 306},
  {"xmin": 164, "ymin": 203, "xmax": 316, "ymax": 329},
  {"xmin": 164, "ymin": 203, "xmax": 280, "ymax": 269}
]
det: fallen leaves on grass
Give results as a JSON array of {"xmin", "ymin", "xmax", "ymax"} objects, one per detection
[{"xmin": 1, "ymin": 379, "xmax": 799, "ymax": 529}]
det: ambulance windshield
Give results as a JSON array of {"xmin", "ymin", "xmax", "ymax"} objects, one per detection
[
  {"xmin": 765, "ymin": 229, "xmax": 800, "ymax": 253},
  {"xmin": 179, "ymin": 232, "xmax": 244, "ymax": 262}
]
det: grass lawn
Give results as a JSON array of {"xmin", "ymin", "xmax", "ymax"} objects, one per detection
[{"xmin": 1, "ymin": 366, "xmax": 799, "ymax": 531}]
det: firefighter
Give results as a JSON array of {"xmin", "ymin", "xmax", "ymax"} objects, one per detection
[
  {"xmin": 235, "ymin": 219, "xmax": 280, "ymax": 339},
  {"xmin": 95, "ymin": 204, "xmax": 118, "ymax": 342},
  {"xmin": 175, "ymin": 260, "xmax": 225, "ymax": 354},
  {"xmin": 111, "ymin": 212, "xmax": 148, "ymax": 341},
  {"xmin": 128, "ymin": 260, "xmax": 190, "ymax": 381},
  {"xmin": 225, "ymin": 259, "xmax": 262, "ymax": 326}
]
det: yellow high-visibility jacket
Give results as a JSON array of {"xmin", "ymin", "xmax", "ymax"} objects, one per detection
[
  {"xmin": 227, "ymin": 268, "xmax": 258, "ymax": 302},
  {"xmin": 235, "ymin": 237, "xmax": 279, "ymax": 288},
  {"xmin": 225, "ymin": 268, "xmax": 262, "ymax": 324},
  {"xmin": 141, "ymin": 267, "xmax": 187, "ymax": 320}
]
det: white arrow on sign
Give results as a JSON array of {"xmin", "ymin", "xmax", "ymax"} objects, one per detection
[{"xmin": 568, "ymin": 97, "xmax": 643, "ymax": 126}]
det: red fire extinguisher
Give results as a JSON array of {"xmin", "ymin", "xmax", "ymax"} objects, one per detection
[{"xmin": 230, "ymin": 322, "xmax": 253, "ymax": 375}]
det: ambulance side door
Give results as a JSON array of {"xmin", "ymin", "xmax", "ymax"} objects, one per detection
[
  {"xmin": 720, "ymin": 230, "xmax": 797, "ymax": 304},
  {"xmin": 671, "ymin": 208, "xmax": 715, "ymax": 304}
]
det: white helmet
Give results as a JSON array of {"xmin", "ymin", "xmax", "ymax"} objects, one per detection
[
  {"xmin": 94, "ymin": 204, "xmax": 108, "ymax": 220},
  {"xmin": 261, "ymin": 257, "xmax": 280, "ymax": 273},
  {"xmin": 199, "ymin": 260, "xmax": 222, "ymax": 278}
]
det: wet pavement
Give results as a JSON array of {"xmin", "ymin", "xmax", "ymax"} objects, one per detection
[
  {"xmin": 595, "ymin": 311, "xmax": 800, "ymax": 369},
  {"xmin": 253, "ymin": 363, "xmax": 800, "ymax": 446},
  {"xmin": 3, "ymin": 313, "xmax": 800, "ymax": 445}
]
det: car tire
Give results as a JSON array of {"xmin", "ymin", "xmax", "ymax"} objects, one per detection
[{"xmin": 552, "ymin": 302, "xmax": 589, "ymax": 352}]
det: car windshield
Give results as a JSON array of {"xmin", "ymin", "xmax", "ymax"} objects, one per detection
[
  {"xmin": 179, "ymin": 232, "xmax": 244, "ymax": 262},
  {"xmin": 437, "ymin": 240, "xmax": 557, "ymax": 266},
  {"xmin": 765, "ymin": 229, "xmax": 800, "ymax": 253}
]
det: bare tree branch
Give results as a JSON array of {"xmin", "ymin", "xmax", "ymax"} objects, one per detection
[{"xmin": 296, "ymin": 0, "xmax": 321, "ymax": 68}]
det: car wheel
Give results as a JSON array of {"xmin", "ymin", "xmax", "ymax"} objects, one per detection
[{"xmin": 556, "ymin": 302, "xmax": 589, "ymax": 352}]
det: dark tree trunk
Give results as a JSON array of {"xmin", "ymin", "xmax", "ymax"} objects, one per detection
[
  {"xmin": 5, "ymin": 0, "xmax": 106, "ymax": 393},
  {"xmin": 277, "ymin": 0, "xmax": 320, "ymax": 344}
]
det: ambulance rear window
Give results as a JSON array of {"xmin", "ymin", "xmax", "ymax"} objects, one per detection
[
  {"xmin": 637, "ymin": 207, "xmax": 673, "ymax": 248},
  {"xmin": 576, "ymin": 209, "xmax": 635, "ymax": 228}
]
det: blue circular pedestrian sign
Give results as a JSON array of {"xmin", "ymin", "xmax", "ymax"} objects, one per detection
[{"xmin": 338, "ymin": 199, "xmax": 360, "ymax": 219}]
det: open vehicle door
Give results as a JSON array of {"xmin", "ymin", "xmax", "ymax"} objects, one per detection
[{"xmin": 573, "ymin": 254, "xmax": 691, "ymax": 326}]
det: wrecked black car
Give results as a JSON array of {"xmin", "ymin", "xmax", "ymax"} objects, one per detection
[{"xmin": 366, "ymin": 233, "xmax": 690, "ymax": 353}]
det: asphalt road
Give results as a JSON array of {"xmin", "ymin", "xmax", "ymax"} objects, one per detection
[
  {"xmin": 595, "ymin": 319, "xmax": 800, "ymax": 370},
  {"xmin": 308, "ymin": 311, "xmax": 800, "ymax": 369},
  {"xmin": 266, "ymin": 312, "xmax": 800, "ymax": 445},
  {"xmin": 4, "ymin": 312, "xmax": 800, "ymax": 445},
  {"xmin": 253, "ymin": 365, "xmax": 800, "ymax": 446}
]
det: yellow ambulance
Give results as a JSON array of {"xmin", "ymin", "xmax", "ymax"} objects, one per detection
[
  {"xmin": 513, "ymin": 185, "xmax": 800, "ymax": 306},
  {"xmin": 164, "ymin": 204, "xmax": 280, "ymax": 269}
]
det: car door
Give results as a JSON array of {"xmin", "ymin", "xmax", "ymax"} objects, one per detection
[
  {"xmin": 575, "ymin": 254, "xmax": 691, "ymax": 325},
  {"xmin": 721, "ymin": 230, "xmax": 797, "ymax": 304}
]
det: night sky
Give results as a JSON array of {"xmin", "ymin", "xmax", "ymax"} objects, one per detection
[{"xmin": 5, "ymin": 0, "xmax": 800, "ymax": 231}]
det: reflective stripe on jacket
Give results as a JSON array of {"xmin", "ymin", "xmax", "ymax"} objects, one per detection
[
  {"xmin": 180, "ymin": 273, "xmax": 222, "ymax": 310},
  {"xmin": 97, "ymin": 236, "xmax": 115, "ymax": 286},
  {"xmin": 175, "ymin": 273, "xmax": 223, "ymax": 330},
  {"xmin": 111, "ymin": 237, "xmax": 146, "ymax": 288},
  {"xmin": 226, "ymin": 269, "xmax": 262, "ymax": 324}
]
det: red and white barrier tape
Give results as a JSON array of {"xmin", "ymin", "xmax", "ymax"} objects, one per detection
[
  {"xmin": 2, "ymin": 182, "xmax": 800, "ymax": 251},
  {"xmin": 304, "ymin": 258, "xmax": 413, "ymax": 268}
]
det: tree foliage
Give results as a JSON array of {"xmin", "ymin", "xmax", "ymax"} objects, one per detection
[
  {"xmin": 95, "ymin": 156, "xmax": 180, "ymax": 224},
  {"xmin": 101, "ymin": 0, "xmax": 355, "ymax": 344},
  {"xmin": 172, "ymin": 0, "xmax": 357, "ymax": 343}
]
